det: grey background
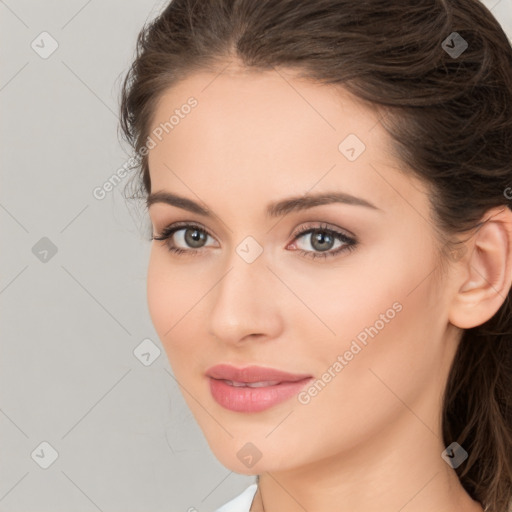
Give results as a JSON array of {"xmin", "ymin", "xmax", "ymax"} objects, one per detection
[{"xmin": 1, "ymin": 1, "xmax": 511, "ymax": 511}]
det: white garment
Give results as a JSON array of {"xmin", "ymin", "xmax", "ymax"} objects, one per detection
[{"xmin": 215, "ymin": 483, "xmax": 258, "ymax": 512}]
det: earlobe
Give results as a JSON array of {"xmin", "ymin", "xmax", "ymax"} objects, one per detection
[{"xmin": 448, "ymin": 206, "xmax": 512, "ymax": 330}]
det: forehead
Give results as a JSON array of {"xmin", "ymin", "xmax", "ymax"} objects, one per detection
[
  {"xmin": 149, "ymin": 67, "xmax": 383, "ymax": 151},
  {"xmin": 146, "ymin": 68, "xmax": 423, "ymax": 216}
]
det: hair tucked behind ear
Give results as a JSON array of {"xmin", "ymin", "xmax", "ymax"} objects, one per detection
[
  {"xmin": 119, "ymin": 0, "xmax": 512, "ymax": 509},
  {"xmin": 443, "ymin": 294, "xmax": 512, "ymax": 512}
]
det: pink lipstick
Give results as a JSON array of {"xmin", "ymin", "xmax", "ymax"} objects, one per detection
[{"xmin": 206, "ymin": 364, "xmax": 313, "ymax": 413}]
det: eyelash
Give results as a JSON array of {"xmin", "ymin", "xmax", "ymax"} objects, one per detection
[{"xmin": 151, "ymin": 221, "xmax": 357, "ymax": 260}]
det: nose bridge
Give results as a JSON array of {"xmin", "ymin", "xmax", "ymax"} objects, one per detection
[{"xmin": 208, "ymin": 239, "xmax": 280, "ymax": 342}]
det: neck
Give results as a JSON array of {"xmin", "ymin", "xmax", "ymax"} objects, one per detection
[{"xmin": 251, "ymin": 411, "xmax": 484, "ymax": 512}]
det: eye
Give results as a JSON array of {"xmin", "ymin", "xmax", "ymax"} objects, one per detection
[
  {"xmin": 152, "ymin": 221, "xmax": 358, "ymax": 260},
  {"xmin": 152, "ymin": 222, "xmax": 216, "ymax": 256},
  {"xmin": 288, "ymin": 222, "xmax": 357, "ymax": 260}
]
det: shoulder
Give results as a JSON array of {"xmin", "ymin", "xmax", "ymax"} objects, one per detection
[{"xmin": 214, "ymin": 483, "xmax": 258, "ymax": 512}]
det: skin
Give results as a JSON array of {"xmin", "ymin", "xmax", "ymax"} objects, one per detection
[{"xmin": 145, "ymin": 64, "xmax": 512, "ymax": 512}]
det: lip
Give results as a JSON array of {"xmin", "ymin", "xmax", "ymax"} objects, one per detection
[
  {"xmin": 206, "ymin": 364, "xmax": 312, "ymax": 383},
  {"xmin": 206, "ymin": 364, "xmax": 313, "ymax": 413}
]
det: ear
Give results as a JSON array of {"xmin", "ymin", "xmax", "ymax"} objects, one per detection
[{"xmin": 448, "ymin": 206, "xmax": 512, "ymax": 329}]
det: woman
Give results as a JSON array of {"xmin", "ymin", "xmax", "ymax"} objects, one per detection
[{"xmin": 119, "ymin": 0, "xmax": 512, "ymax": 510}]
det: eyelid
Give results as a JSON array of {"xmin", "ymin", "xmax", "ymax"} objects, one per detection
[
  {"xmin": 152, "ymin": 220, "xmax": 218, "ymax": 243},
  {"xmin": 290, "ymin": 221, "xmax": 356, "ymax": 241}
]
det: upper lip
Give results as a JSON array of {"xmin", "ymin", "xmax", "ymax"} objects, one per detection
[{"xmin": 206, "ymin": 364, "xmax": 312, "ymax": 383}]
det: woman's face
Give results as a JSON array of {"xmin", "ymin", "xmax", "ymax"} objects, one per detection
[{"xmin": 146, "ymin": 67, "xmax": 460, "ymax": 475}]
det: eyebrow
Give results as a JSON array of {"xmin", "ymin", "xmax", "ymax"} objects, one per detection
[{"xmin": 146, "ymin": 190, "xmax": 379, "ymax": 217}]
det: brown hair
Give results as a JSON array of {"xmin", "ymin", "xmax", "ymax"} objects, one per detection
[{"xmin": 119, "ymin": 1, "xmax": 512, "ymax": 510}]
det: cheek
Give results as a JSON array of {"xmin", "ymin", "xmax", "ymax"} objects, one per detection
[
  {"xmin": 293, "ymin": 236, "xmax": 442, "ymax": 384},
  {"xmin": 298, "ymin": 247, "xmax": 446, "ymax": 426},
  {"xmin": 146, "ymin": 247, "xmax": 216, "ymax": 374},
  {"xmin": 146, "ymin": 248, "xmax": 197, "ymax": 349},
  {"xmin": 147, "ymin": 247, "xmax": 173, "ymax": 337},
  {"xmin": 280, "ymin": 239, "xmax": 434, "ymax": 354}
]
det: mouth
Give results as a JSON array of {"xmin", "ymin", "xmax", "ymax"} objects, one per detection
[{"xmin": 206, "ymin": 364, "xmax": 313, "ymax": 412}]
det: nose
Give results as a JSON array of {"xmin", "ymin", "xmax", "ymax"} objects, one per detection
[{"xmin": 207, "ymin": 249, "xmax": 283, "ymax": 345}]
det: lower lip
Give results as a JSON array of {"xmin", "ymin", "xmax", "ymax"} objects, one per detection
[{"xmin": 208, "ymin": 377, "xmax": 313, "ymax": 413}]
